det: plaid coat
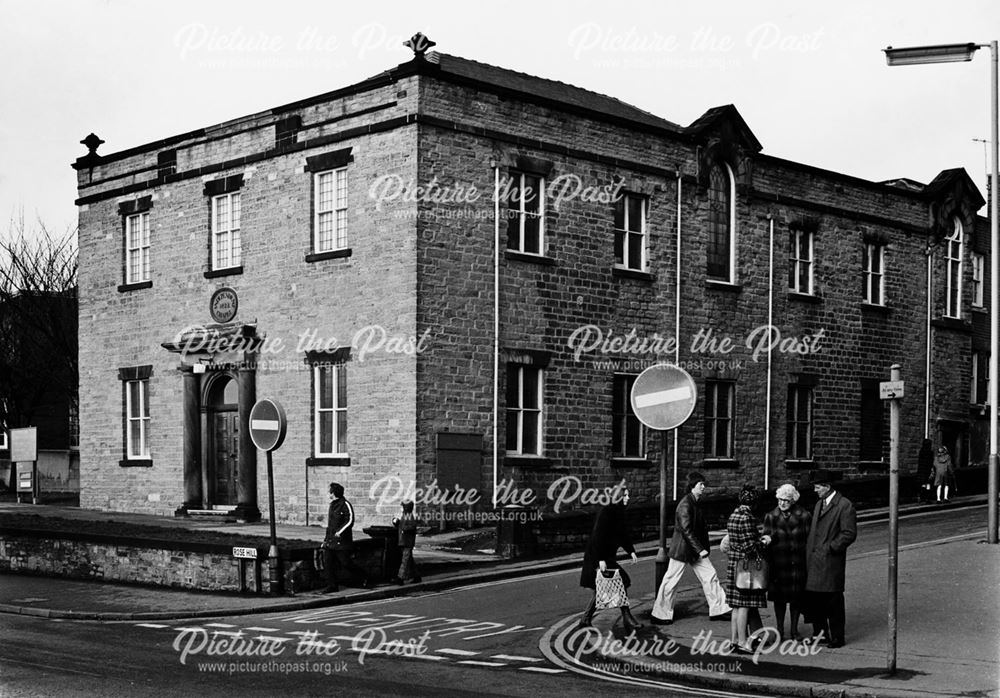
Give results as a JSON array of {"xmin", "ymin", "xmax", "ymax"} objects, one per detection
[
  {"xmin": 762, "ymin": 505, "xmax": 811, "ymax": 600},
  {"xmin": 724, "ymin": 505, "xmax": 767, "ymax": 608}
]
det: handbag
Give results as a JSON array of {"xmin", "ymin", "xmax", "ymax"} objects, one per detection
[
  {"xmin": 735, "ymin": 554, "xmax": 769, "ymax": 590},
  {"xmin": 594, "ymin": 569, "xmax": 628, "ymax": 609},
  {"xmin": 719, "ymin": 534, "xmax": 731, "ymax": 554}
]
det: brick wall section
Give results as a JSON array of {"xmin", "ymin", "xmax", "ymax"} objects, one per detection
[{"xmin": 77, "ymin": 80, "xmax": 422, "ymax": 527}]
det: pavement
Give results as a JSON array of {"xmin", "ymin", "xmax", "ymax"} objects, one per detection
[{"xmin": 0, "ymin": 495, "xmax": 996, "ymax": 698}]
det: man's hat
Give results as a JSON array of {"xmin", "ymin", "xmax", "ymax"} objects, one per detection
[{"xmin": 811, "ymin": 469, "xmax": 835, "ymax": 486}]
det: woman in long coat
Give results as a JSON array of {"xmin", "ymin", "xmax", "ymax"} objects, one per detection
[
  {"xmin": 725, "ymin": 485, "xmax": 771, "ymax": 652},
  {"xmin": 933, "ymin": 446, "xmax": 954, "ymax": 502},
  {"xmin": 763, "ymin": 483, "xmax": 811, "ymax": 640},
  {"xmin": 577, "ymin": 488, "xmax": 641, "ymax": 631}
]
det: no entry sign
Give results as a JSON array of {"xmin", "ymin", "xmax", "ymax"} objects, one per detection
[
  {"xmin": 249, "ymin": 399, "xmax": 287, "ymax": 452},
  {"xmin": 630, "ymin": 364, "xmax": 698, "ymax": 431}
]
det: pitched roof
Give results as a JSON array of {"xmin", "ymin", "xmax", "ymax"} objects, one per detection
[{"xmin": 377, "ymin": 52, "xmax": 683, "ymax": 133}]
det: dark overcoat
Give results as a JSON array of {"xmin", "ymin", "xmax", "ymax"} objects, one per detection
[
  {"xmin": 762, "ymin": 505, "xmax": 811, "ymax": 599},
  {"xmin": 324, "ymin": 497, "xmax": 356, "ymax": 550},
  {"xmin": 668, "ymin": 493, "xmax": 709, "ymax": 563},
  {"xmin": 805, "ymin": 492, "xmax": 857, "ymax": 592},
  {"xmin": 579, "ymin": 503, "xmax": 635, "ymax": 589},
  {"xmin": 395, "ymin": 513, "xmax": 418, "ymax": 548}
]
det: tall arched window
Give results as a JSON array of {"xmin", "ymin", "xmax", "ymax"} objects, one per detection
[
  {"xmin": 707, "ymin": 163, "xmax": 735, "ymax": 281},
  {"xmin": 945, "ymin": 218, "xmax": 963, "ymax": 318}
]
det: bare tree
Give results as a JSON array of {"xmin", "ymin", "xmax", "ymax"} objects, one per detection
[{"xmin": 0, "ymin": 215, "xmax": 78, "ymax": 452}]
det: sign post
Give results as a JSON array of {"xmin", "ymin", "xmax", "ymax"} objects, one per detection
[
  {"xmin": 630, "ymin": 364, "xmax": 698, "ymax": 587},
  {"xmin": 10, "ymin": 428, "xmax": 38, "ymax": 505},
  {"xmin": 881, "ymin": 365, "xmax": 903, "ymax": 674},
  {"xmin": 249, "ymin": 399, "xmax": 287, "ymax": 595}
]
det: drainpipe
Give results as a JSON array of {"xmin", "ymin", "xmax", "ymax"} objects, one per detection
[
  {"xmin": 674, "ymin": 170, "xmax": 682, "ymax": 501},
  {"xmin": 765, "ymin": 216, "xmax": 775, "ymax": 490},
  {"xmin": 493, "ymin": 161, "xmax": 500, "ymax": 507},
  {"xmin": 925, "ymin": 245, "xmax": 932, "ymax": 439}
]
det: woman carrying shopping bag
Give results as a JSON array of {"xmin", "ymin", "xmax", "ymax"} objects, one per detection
[
  {"xmin": 724, "ymin": 484, "xmax": 772, "ymax": 653},
  {"xmin": 576, "ymin": 487, "xmax": 642, "ymax": 631}
]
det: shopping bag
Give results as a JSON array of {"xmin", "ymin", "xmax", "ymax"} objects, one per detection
[
  {"xmin": 735, "ymin": 555, "xmax": 769, "ymax": 590},
  {"xmin": 595, "ymin": 569, "xmax": 628, "ymax": 609}
]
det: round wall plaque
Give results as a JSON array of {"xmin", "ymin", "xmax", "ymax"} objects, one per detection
[{"xmin": 210, "ymin": 287, "xmax": 239, "ymax": 324}]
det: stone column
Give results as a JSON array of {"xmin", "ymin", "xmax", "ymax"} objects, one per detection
[
  {"xmin": 176, "ymin": 368, "xmax": 202, "ymax": 515},
  {"xmin": 234, "ymin": 355, "xmax": 260, "ymax": 522}
]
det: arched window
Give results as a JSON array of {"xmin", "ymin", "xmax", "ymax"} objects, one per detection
[
  {"xmin": 945, "ymin": 218, "xmax": 963, "ymax": 318},
  {"xmin": 707, "ymin": 163, "xmax": 735, "ymax": 281}
]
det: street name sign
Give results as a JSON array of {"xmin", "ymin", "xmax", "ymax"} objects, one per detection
[
  {"xmin": 232, "ymin": 546, "xmax": 258, "ymax": 559},
  {"xmin": 630, "ymin": 363, "xmax": 698, "ymax": 431},
  {"xmin": 249, "ymin": 399, "xmax": 287, "ymax": 452}
]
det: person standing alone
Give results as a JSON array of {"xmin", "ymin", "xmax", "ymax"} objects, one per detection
[
  {"xmin": 651, "ymin": 472, "xmax": 732, "ymax": 624},
  {"xmin": 322, "ymin": 482, "xmax": 372, "ymax": 592}
]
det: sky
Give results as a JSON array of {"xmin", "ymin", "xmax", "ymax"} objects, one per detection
[{"xmin": 1, "ymin": 0, "xmax": 998, "ymax": 238}]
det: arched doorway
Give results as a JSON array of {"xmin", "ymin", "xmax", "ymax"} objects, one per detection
[{"xmin": 207, "ymin": 375, "xmax": 239, "ymax": 506}]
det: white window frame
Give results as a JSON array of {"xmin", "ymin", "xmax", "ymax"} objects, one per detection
[
  {"xmin": 125, "ymin": 211, "xmax": 150, "ymax": 284},
  {"xmin": 788, "ymin": 228, "xmax": 814, "ymax": 294},
  {"xmin": 612, "ymin": 373, "xmax": 645, "ymax": 458},
  {"xmin": 704, "ymin": 380, "xmax": 735, "ymax": 459},
  {"xmin": 313, "ymin": 364, "xmax": 348, "ymax": 457},
  {"xmin": 863, "ymin": 242, "xmax": 885, "ymax": 305},
  {"xmin": 508, "ymin": 172, "xmax": 545, "ymax": 256},
  {"xmin": 707, "ymin": 162, "xmax": 737, "ymax": 282},
  {"xmin": 313, "ymin": 167, "xmax": 348, "ymax": 253},
  {"xmin": 211, "ymin": 192, "xmax": 242, "ymax": 270},
  {"xmin": 0, "ymin": 423, "xmax": 6, "ymax": 450},
  {"xmin": 945, "ymin": 218, "xmax": 963, "ymax": 319},
  {"xmin": 972, "ymin": 352, "xmax": 981, "ymax": 405},
  {"xmin": 787, "ymin": 384, "xmax": 813, "ymax": 460},
  {"xmin": 125, "ymin": 379, "xmax": 150, "ymax": 460},
  {"xmin": 972, "ymin": 252, "xmax": 985, "ymax": 308},
  {"xmin": 614, "ymin": 194, "xmax": 647, "ymax": 272},
  {"xmin": 506, "ymin": 365, "xmax": 544, "ymax": 456}
]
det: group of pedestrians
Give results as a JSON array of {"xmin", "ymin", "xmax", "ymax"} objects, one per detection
[{"xmin": 576, "ymin": 471, "xmax": 858, "ymax": 652}]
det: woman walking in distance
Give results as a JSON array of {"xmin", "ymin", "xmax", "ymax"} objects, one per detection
[
  {"xmin": 763, "ymin": 483, "xmax": 811, "ymax": 641},
  {"xmin": 576, "ymin": 487, "xmax": 642, "ymax": 631}
]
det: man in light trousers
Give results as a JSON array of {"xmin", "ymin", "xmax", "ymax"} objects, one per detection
[{"xmin": 651, "ymin": 472, "xmax": 731, "ymax": 624}]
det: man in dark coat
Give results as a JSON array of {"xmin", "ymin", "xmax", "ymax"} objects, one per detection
[
  {"xmin": 804, "ymin": 470, "xmax": 857, "ymax": 648},
  {"xmin": 650, "ymin": 472, "xmax": 731, "ymax": 624},
  {"xmin": 576, "ymin": 488, "xmax": 642, "ymax": 631},
  {"xmin": 322, "ymin": 482, "xmax": 371, "ymax": 592}
]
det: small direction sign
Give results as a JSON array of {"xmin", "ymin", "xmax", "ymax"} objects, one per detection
[
  {"xmin": 233, "ymin": 546, "xmax": 258, "ymax": 559},
  {"xmin": 880, "ymin": 380, "xmax": 905, "ymax": 400},
  {"xmin": 249, "ymin": 399, "xmax": 287, "ymax": 452},
  {"xmin": 16, "ymin": 471, "xmax": 32, "ymax": 492},
  {"xmin": 630, "ymin": 363, "xmax": 698, "ymax": 431}
]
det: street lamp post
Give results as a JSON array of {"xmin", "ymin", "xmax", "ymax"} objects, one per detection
[{"xmin": 884, "ymin": 41, "xmax": 999, "ymax": 545}]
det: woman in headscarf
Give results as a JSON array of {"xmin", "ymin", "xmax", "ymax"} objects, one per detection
[
  {"xmin": 763, "ymin": 483, "xmax": 812, "ymax": 640},
  {"xmin": 724, "ymin": 484, "xmax": 772, "ymax": 652},
  {"xmin": 576, "ymin": 487, "xmax": 642, "ymax": 631}
]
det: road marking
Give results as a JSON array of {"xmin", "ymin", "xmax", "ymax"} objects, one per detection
[
  {"xmin": 635, "ymin": 385, "xmax": 693, "ymax": 408},
  {"xmin": 245, "ymin": 626, "xmax": 279, "ymax": 632},
  {"xmin": 457, "ymin": 660, "xmax": 507, "ymax": 667},
  {"xmin": 1, "ymin": 655, "xmax": 104, "ymax": 677},
  {"xmin": 520, "ymin": 666, "xmax": 567, "ymax": 674},
  {"xmin": 135, "ymin": 623, "xmax": 169, "ymax": 629},
  {"xmin": 492, "ymin": 654, "xmax": 543, "ymax": 662},
  {"xmin": 435, "ymin": 648, "xmax": 479, "ymax": 656},
  {"xmin": 204, "ymin": 623, "xmax": 236, "ymax": 628},
  {"xmin": 413, "ymin": 654, "xmax": 448, "ymax": 661}
]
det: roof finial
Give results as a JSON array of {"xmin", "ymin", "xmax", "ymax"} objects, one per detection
[
  {"xmin": 404, "ymin": 32, "xmax": 436, "ymax": 59},
  {"xmin": 81, "ymin": 133, "xmax": 105, "ymax": 157}
]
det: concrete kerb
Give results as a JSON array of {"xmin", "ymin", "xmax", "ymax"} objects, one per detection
[{"xmin": 0, "ymin": 498, "xmax": 985, "ymax": 623}]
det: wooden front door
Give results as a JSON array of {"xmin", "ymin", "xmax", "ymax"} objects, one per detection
[{"xmin": 212, "ymin": 410, "xmax": 239, "ymax": 505}]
